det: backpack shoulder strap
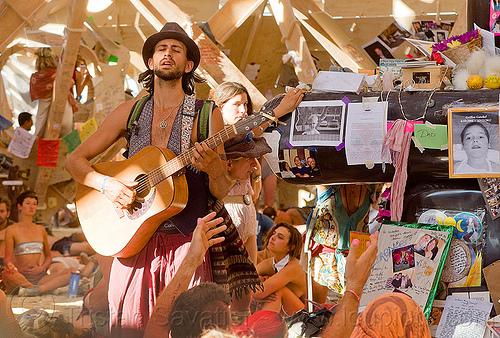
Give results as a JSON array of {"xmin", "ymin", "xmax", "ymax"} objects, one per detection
[
  {"xmin": 126, "ymin": 95, "xmax": 150, "ymax": 131},
  {"xmin": 198, "ymin": 100, "xmax": 214, "ymax": 141}
]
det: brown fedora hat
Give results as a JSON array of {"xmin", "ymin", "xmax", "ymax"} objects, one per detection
[
  {"xmin": 224, "ymin": 132, "xmax": 272, "ymax": 160},
  {"xmin": 142, "ymin": 22, "xmax": 200, "ymax": 71}
]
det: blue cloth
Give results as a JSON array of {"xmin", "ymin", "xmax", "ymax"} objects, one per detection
[
  {"xmin": 256, "ymin": 212, "xmax": 274, "ymax": 250},
  {"xmin": 291, "ymin": 166, "xmax": 309, "ymax": 176}
]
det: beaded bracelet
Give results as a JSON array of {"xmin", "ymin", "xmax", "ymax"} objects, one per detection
[
  {"xmin": 345, "ymin": 289, "xmax": 360, "ymax": 302},
  {"xmin": 100, "ymin": 176, "xmax": 109, "ymax": 194}
]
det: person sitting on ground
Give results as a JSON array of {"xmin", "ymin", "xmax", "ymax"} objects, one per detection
[
  {"xmin": 0, "ymin": 196, "xmax": 14, "ymax": 259},
  {"xmin": 50, "ymin": 232, "xmax": 96, "ymax": 257},
  {"xmin": 17, "ymin": 112, "xmax": 33, "ymax": 132},
  {"xmin": 2, "ymin": 190, "xmax": 92, "ymax": 296},
  {"xmin": 256, "ymin": 210, "xmax": 274, "ymax": 251},
  {"xmin": 254, "ymin": 223, "xmax": 306, "ymax": 315}
]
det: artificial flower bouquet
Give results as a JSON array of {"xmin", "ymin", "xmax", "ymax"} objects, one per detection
[{"xmin": 431, "ymin": 29, "xmax": 482, "ymax": 65}]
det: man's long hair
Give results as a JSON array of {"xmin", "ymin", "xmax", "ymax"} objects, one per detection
[{"xmin": 138, "ymin": 49, "xmax": 204, "ymax": 95}]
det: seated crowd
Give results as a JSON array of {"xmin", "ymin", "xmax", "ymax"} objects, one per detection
[{"xmin": 0, "ymin": 197, "xmax": 430, "ymax": 337}]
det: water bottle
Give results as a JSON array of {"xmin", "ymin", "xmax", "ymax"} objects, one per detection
[
  {"xmin": 62, "ymin": 245, "xmax": 70, "ymax": 257},
  {"xmin": 68, "ymin": 270, "xmax": 80, "ymax": 298}
]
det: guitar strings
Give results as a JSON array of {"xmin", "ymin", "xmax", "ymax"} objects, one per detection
[
  {"xmin": 132, "ymin": 114, "xmax": 264, "ymax": 193},
  {"xmin": 131, "ymin": 126, "xmax": 238, "ymax": 194}
]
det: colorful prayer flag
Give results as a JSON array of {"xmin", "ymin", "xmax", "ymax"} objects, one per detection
[
  {"xmin": 62, "ymin": 129, "xmax": 81, "ymax": 154},
  {"xmin": 79, "ymin": 117, "xmax": 97, "ymax": 142},
  {"xmin": 37, "ymin": 139, "xmax": 60, "ymax": 167}
]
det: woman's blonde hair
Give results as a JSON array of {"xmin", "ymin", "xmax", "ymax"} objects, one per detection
[
  {"xmin": 35, "ymin": 47, "xmax": 58, "ymax": 71},
  {"xmin": 213, "ymin": 81, "xmax": 253, "ymax": 115}
]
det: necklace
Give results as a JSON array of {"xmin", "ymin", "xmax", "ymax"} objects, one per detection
[{"xmin": 158, "ymin": 98, "xmax": 184, "ymax": 129}]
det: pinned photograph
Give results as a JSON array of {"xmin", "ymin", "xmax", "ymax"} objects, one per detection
[
  {"xmin": 363, "ymin": 38, "xmax": 395, "ymax": 64},
  {"xmin": 278, "ymin": 148, "xmax": 321, "ymax": 179},
  {"xmin": 413, "ymin": 234, "xmax": 443, "ymax": 261},
  {"xmin": 378, "ymin": 21, "xmax": 412, "ymax": 50},
  {"xmin": 386, "ymin": 268, "xmax": 415, "ymax": 290},
  {"xmin": 448, "ymin": 107, "xmax": 500, "ymax": 178},
  {"xmin": 392, "ymin": 245, "xmax": 415, "ymax": 272},
  {"xmin": 289, "ymin": 100, "xmax": 346, "ymax": 147}
]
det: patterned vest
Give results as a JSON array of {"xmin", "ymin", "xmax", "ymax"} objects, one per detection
[{"xmin": 127, "ymin": 95, "xmax": 210, "ymax": 235}]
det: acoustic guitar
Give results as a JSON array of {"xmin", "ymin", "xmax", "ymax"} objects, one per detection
[{"xmin": 75, "ymin": 112, "xmax": 269, "ymax": 257}]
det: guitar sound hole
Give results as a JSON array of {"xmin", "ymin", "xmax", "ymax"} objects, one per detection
[{"xmin": 134, "ymin": 174, "xmax": 151, "ymax": 199}]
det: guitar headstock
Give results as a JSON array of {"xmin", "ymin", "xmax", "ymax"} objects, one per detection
[{"xmin": 233, "ymin": 113, "xmax": 269, "ymax": 134}]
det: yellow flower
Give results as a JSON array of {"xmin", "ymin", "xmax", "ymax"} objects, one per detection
[{"xmin": 447, "ymin": 40, "xmax": 461, "ymax": 48}]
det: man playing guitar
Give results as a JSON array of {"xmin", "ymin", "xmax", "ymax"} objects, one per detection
[{"xmin": 66, "ymin": 23, "xmax": 233, "ymax": 337}]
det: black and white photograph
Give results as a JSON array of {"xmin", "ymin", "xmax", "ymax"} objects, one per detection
[
  {"xmin": 289, "ymin": 100, "xmax": 346, "ymax": 147},
  {"xmin": 448, "ymin": 107, "xmax": 500, "ymax": 178},
  {"xmin": 363, "ymin": 39, "xmax": 395, "ymax": 64},
  {"xmin": 432, "ymin": 29, "xmax": 448, "ymax": 43}
]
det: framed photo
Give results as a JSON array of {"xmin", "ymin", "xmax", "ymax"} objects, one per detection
[
  {"xmin": 289, "ymin": 100, "xmax": 346, "ymax": 147},
  {"xmin": 447, "ymin": 107, "xmax": 500, "ymax": 178}
]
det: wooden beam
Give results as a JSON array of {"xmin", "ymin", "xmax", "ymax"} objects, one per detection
[
  {"xmin": 0, "ymin": 73, "xmax": 13, "ymax": 128},
  {"xmin": 34, "ymin": 0, "xmax": 89, "ymax": 205},
  {"xmin": 0, "ymin": 0, "xmax": 47, "ymax": 53},
  {"xmin": 294, "ymin": 10, "xmax": 359, "ymax": 71},
  {"xmin": 310, "ymin": 12, "xmax": 377, "ymax": 70},
  {"xmin": 268, "ymin": 0, "xmax": 317, "ymax": 84},
  {"xmin": 291, "ymin": 0, "xmax": 377, "ymax": 70},
  {"xmin": 207, "ymin": 0, "xmax": 265, "ymax": 44},
  {"xmin": 130, "ymin": 0, "xmax": 267, "ymax": 109},
  {"xmin": 240, "ymin": 1, "xmax": 266, "ymax": 69},
  {"xmin": 450, "ymin": 1, "xmax": 467, "ymax": 36}
]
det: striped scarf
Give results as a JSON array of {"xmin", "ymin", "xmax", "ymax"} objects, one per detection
[{"xmin": 208, "ymin": 200, "xmax": 263, "ymax": 298}]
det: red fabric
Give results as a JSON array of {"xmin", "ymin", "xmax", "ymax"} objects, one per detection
[
  {"xmin": 232, "ymin": 310, "xmax": 287, "ymax": 338},
  {"xmin": 30, "ymin": 68, "xmax": 57, "ymax": 101},
  {"xmin": 37, "ymin": 139, "xmax": 60, "ymax": 167},
  {"xmin": 108, "ymin": 232, "xmax": 212, "ymax": 338}
]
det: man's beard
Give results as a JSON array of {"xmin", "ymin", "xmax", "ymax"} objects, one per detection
[{"xmin": 154, "ymin": 66, "xmax": 184, "ymax": 82}]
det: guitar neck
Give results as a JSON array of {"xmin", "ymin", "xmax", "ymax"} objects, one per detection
[{"xmin": 148, "ymin": 124, "xmax": 238, "ymax": 186}]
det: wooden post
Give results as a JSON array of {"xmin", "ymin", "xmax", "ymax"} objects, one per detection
[
  {"xmin": 34, "ymin": 0, "xmax": 89, "ymax": 205},
  {"xmin": 268, "ymin": 0, "xmax": 318, "ymax": 84},
  {"xmin": 130, "ymin": 0, "xmax": 267, "ymax": 109}
]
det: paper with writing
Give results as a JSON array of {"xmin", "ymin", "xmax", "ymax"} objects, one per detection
[
  {"xmin": 345, "ymin": 102, "xmax": 388, "ymax": 165},
  {"xmin": 7, "ymin": 128, "xmax": 36, "ymax": 159}
]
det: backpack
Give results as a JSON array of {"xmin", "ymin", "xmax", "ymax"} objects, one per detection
[{"xmin": 124, "ymin": 95, "xmax": 214, "ymax": 157}]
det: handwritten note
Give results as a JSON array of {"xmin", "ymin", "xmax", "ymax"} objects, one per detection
[
  {"xmin": 436, "ymin": 296, "xmax": 492, "ymax": 338},
  {"xmin": 345, "ymin": 102, "xmax": 388, "ymax": 165},
  {"xmin": 414, "ymin": 124, "xmax": 448, "ymax": 150},
  {"xmin": 7, "ymin": 128, "xmax": 36, "ymax": 159}
]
